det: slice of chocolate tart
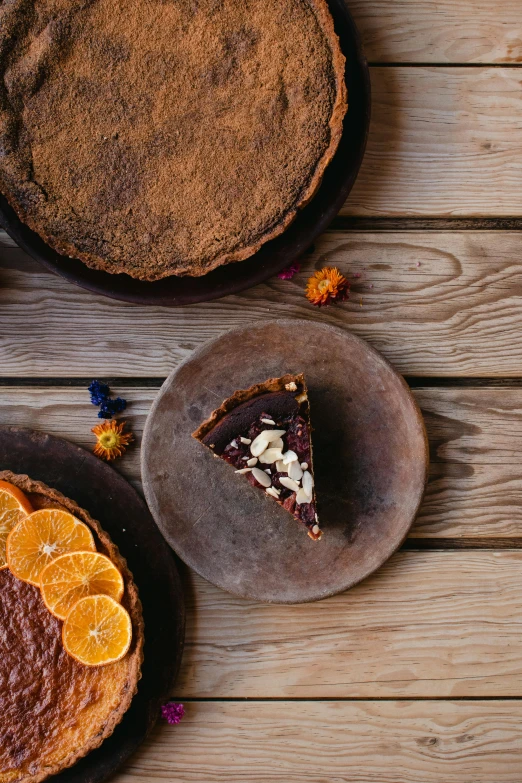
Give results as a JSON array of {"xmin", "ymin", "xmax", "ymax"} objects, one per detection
[{"xmin": 192, "ymin": 374, "xmax": 321, "ymax": 540}]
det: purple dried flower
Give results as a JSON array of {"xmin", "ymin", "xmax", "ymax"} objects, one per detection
[
  {"xmin": 88, "ymin": 380, "xmax": 110, "ymax": 406},
  {"xmin": 161, "ymin": 702, "xmax": 185, "ymax": 725},
  {"xmin": 277, "ymin": 262, "xmax": 300, "ymax": 280}
]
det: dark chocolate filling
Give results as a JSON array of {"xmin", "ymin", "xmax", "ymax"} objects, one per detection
[{"xmin": 202, "ymin": 391, "xmax": 300, "ymax": 453}]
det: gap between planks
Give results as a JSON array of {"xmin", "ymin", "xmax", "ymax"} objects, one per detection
[
  {"xmin": 4, "ymin": 377, "xmax": 522, "ymax": 388},
  {"xmin": 368, "ymin": 62, "xmax": 522, "ymax": 68},
  {"xmin": 166, "ymin": 696, "xmax": 522, "ymax": 702}
]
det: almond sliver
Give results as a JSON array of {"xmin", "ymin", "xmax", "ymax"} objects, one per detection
[
  {"xmin": 258, "ymin": 448, "xmax": 284, "ymax": 464},
  {"xmin": 250, "ymin": 430, "xmax": 286, "ymax": 457}
]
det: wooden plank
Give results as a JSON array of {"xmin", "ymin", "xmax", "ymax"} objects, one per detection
[
  {"xmin": 176, "ymin": 552, "xmax": 522, "ymax": 698},
  {"xmin": 3, "ymin": 385, "xmax": 522, "ymax": 539},
  {"xmin": 115, "ymin": 700, "xmax": 522, "ymax": 783},
  {"xmin": 4, "ymin": 231, "xmax": 522, "ymax": 376},
  {"xmin": 417, "ymin": 388, "xmax": 522, "ymax": 538},
  {"xmin": 344, "ymin": 68, "xmax": 522, "ymax": 217},
  {"xmin": 351, "ymin": 0, "xmax": 522, "ymax": 64}
]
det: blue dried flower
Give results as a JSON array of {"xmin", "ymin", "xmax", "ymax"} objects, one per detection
[
  {"xmin": 97, "ymin": 397, "xmax": 127, "ymax": 419},
  {"xmin": 88, "ymin": 380, "xmax": 110, "ymax": 406},
  {"xmin": 90, "ymin": 380, "xmax": 127, "ymax": 419}
]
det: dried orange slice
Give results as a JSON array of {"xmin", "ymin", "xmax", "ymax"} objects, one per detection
[
  {"xmin": 62, "ymin": 594, "xmax": 132, "ymax": 666},
  {"xmin": 7, "ymin": 508, "xmax": 95, "ymax": 585},
  {"xmin": 40, "ymin": 551, "xmax": 125, "ymax": 619},
  {"xmin": 0, "ymin": 481, "xmax": 33, "ymax": 569}
]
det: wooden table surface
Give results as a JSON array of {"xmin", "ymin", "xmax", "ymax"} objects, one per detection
[{"xmin": 2, "ymin": 1, "xmax": 522, "ymax": 780}]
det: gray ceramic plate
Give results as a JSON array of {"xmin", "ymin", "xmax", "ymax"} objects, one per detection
[{"xmin": 142, "ymin": 320, "xmax": 428, "ymax": 603}]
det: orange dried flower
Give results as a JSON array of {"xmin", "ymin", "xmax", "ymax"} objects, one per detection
[
  {"xmin": 305, "ymin": 266, "xmax": 350, "ymax": 307},
  {"xmin": 92, "ymin": 420, "xmax": 133, "ymax": 461}
]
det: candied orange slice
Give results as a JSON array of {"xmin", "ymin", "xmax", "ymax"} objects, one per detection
[
  {"xmin": 40, "ymin": 551, "xmax": 125, "ymax": 619},
  {"xmin": 62, "ymin": 594, "xmax": 132, "ymax": 666},
  {"xmin": 0, "ymin": 481, "xmax": 33, "ymax": 569},
  {"xmin": 7, "ymin": 508, "xmax": 95, "ymax": 585}
]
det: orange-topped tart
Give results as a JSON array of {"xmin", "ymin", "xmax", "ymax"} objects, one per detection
[{"xmin": 0, "ymin": 471, "xmax": 143, "ymax": 783}]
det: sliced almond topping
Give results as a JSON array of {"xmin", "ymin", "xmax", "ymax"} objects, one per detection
[
  {"xmin": 275, "ymin": 460, "xmax": 287, "ymax": 473},
  {"xmin": 288, "ymin": 461, "xmax": 303, "ymax": 481},
  {"xmin": 261, "ymin": 429, "xmax": 286, "ymax": 440},
  {"xmin": 250, "ymin": 429, "xmax": 286, "ymax": 457},
  {"xmin": 312, "ymin": 524, "xmax": 320, "ymax": 535},
  {"xmin": 269, "ymin": 437, "xmax": 284, "ymax": 449},
  {"xmin": 300, "ymin": 462, "xmax": 308, "ymax": 470},
  {"xmin": 302, "ymin": 470, "xmax": 314, "ymax": 498},
  {"xmin": 250, "ymin": 440, "xmax": 268, "ymax": 458},
  {"xmin": 266, "ymin": 487, "xmax": 280, "ymax": 499},
  {"xmin": 295, "ymin": 488, "xmax": 310, "ymax": 505},
  {"xmin": 258, "ymin": 448, "xmax": 284, "ymax": 465},
  {"xmin": 279, "ymin": 476, "xmax": 300, "ymax": 492},
  {"xmin": 235, "ymin": 468, "xmax": 251, "ymax": 474},
  {"xmin": 240, "ymin": 437, "xmax": 252, "ymax": 445},
  {"xmin": 282, "ymin": 450, "xmax": 298, "ymax": 464},
  {"xmin": 246, "ymin": 457, "xmax": 258, "ymax": 467},
  {"xmin": 261, "ymin": 418, "xmax": 276, "ymax": 425},
  {"xmin": 230, "ymin": 439, "xmax": 238, "ymax": 448},
  {"xmin": 251, "ymin": 467, "xmax": 271, "ymax": 487}
]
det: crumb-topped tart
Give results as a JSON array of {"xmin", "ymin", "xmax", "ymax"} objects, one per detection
[
  {"xmin": 0, "ymin": 472, "xmax": 144, "ymax": 783},
  {"xmin": 193, "ymin": 374, "xmax": 321, "ymax": 540},
  {"xmin": 0, "ymin": 0, "xmax": 347, "ymax": 280}
]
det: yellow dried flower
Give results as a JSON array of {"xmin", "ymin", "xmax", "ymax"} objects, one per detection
[{"xmin": 92, "ymin": 420, "xmax": 133, "ymax": 461}]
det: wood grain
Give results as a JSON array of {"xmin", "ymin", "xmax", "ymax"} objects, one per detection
[
  {"xmin": 4, "ymin": 231, "xmax": 522, "ymax": 376},
  {"xmin": 176, "ymin": 552, "xmax": 522, "ymax": 698},
  {"xmin": 417, "ymin": 388, "xmax": 522, "ymax": 537},
  {"xmin": 351, "ymin": 0, "xmax": 522, "ymax": 63},
  {"xmin": 3, "ymin": 385, "xmax": 522, "ymax": 540},
  {"xmin": 115, "ymin": 700, "xmax": 522, "ymax": 783},
  {"xmin": 344, "ymin": 68, "xmax": 522, "ymax": 217}
]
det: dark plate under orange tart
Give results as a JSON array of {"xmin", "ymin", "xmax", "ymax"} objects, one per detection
[
  {"xmin": 0, "ymin": 0, "xmax": 346, "ymax": 281},
  {"xmin": 0, "ymin": 472, "xmax": 144, "ymax": 783}
]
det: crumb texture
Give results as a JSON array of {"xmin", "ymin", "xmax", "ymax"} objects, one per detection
[{"xmin": 0, "ymin": 0, "xmax": 346, "ymax": 279}]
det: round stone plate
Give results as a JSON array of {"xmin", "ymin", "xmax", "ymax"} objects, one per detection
[
  {"xmin": 142, "ymin": 320, "xmax": 428, "ymax": 604},
  {"xmin": 0, "ymin": 427, "xmax": 185, "ymax": 783}
]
